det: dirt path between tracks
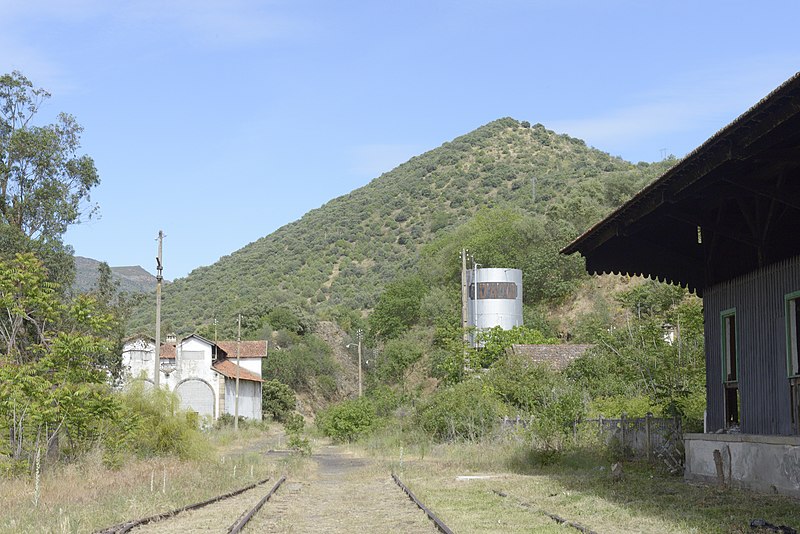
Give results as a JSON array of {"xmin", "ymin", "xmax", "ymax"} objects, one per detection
[{"xmin": 244, "ymin": 444, "xmax": 440, "ymax": 533}]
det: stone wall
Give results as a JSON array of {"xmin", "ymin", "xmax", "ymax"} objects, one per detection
[{"xmin": 685, "ymin": 433, "xmax": 800, "ymax": 497}]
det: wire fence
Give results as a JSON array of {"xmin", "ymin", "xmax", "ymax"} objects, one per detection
[
  {"xmin": 501, "ymin": 413, "xmax": 684, "ymax": 472},
  {"xmin": 574, "ymin": 414, "xmax": 682, "ymax": 463}
]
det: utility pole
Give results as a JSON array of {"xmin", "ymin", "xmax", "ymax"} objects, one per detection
[
  {"xmin": 473, "ymin": 260, "xmax": 481, "ymax": 349},
  {"xmin": 154, "ymin": 230, "xmax": 164, "ymax": 389},
  {"xmin": 461, "ymin": 248, "xmax": 469, "ymax": 356},
  {"xmin": 461, "ymin": 248, "xmax": 468, "ymax": 332},
  {"xmin": 235, "ymin": 313, "xmax": 241, "ymax": 431},
  {"xmin": 356, "ymin": 329, "xmax": 363, "ymax": 398}
]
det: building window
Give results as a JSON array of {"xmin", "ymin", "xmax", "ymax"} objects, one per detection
[
  {"xmin": 785, "ymin": 292, "xmax": 800, "ymax": 432},
  {"xmin": 787, "ymin": 293, "xmax": 800, "ymax": 377},
  {"xmin": 130, "ymin": 350, "xmax": 148, "ymax": 362},
  {"xmin": 181, "ymin": 351, "xmax": 204, "ymax": 361},
  {"xmin": 721, "ymin": 309, "xmax": 739, "ymax": 427}
]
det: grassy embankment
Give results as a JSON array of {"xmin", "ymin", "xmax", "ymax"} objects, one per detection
[
  {"xmin": 355, "ymin": 429, "xmax": 800, "ymax": 534},
  {"xmin": 6, "ymin": 422, "xmax": 800, "ymax": 533}
]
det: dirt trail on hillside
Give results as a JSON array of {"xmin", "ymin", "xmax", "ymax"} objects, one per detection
[{"xmin": 244, "ymin": 444, "xmax": 440, "ymax": 533}]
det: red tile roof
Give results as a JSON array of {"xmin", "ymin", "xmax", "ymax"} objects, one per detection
[
  {"xmin": 216, "ymin": 341, "xmax": 268, "ymax": 358},
  {"xmin": 212, "ymin": 359, "xmax": 264, "ymax": 382},
  {"xmin": 154, "ymin": 340, "xmax": 267, "ymax": 360},
  {"xmin": 508, "ymin": 344, "xmax": 593, "ymax": 371}
]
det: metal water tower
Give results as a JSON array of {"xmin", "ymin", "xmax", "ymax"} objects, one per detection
[{"xmin": 467, "ymin": 267, "xmax": 523, "ymax": 346}]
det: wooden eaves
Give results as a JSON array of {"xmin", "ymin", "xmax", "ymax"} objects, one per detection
[{"xmin": 561, "ymin": 72, "xmax": 800, "ymax": 296}]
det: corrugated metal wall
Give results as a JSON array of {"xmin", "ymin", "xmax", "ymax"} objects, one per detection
[
  {"xmin": 704, "ymin": 255, "xmax": 800, "ymax": 435},
  {"xmin": 224, "ymin": 379, "xmax": 262, "ymax": 420}
]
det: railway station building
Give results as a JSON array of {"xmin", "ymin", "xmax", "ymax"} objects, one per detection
[
  {"xmin": 122, "ymin": 334, "xmax": 265, "ymax": 422},
  {"xmin": 562, "ymin": 72, "xmax": 800, "ymax": 495}
]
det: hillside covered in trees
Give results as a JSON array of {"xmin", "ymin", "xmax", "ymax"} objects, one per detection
[
  {"xmin": 1, "ymin": 70, "xmax": 705, "ymax": 500},
  {"xmin": 128, "ymin": 118, "xmax": 675, "ymax": 336}
]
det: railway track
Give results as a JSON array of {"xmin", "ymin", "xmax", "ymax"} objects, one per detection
[
  {"xmin": 95, "ymin": 476, "xmax": 285, "ymax": 533},
  {"xmin": 393, "ymin": 473, "xmax": 454, "ymax": 534},
  {"xmin": 96, "ymin": 471, "xmax": 452, "ymax": 533}
]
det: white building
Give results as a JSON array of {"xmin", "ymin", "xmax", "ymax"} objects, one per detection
[{"xmin": 122, "ymin": 334, "xmax": 265, "ymax": 421}]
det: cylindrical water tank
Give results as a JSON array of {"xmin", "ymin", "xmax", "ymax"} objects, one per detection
[{"xmin": 467, "ymin": 267, "xmax": 523, "ymax": 346}]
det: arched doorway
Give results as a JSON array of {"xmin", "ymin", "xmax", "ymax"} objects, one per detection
[{"xmin": 175, "ymin": 379, "xmax": 214, "ymax": 418}]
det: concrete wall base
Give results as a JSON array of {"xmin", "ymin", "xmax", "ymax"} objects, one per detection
[{"xmin": 685, "ymin": 433, "xmax": 800, "ymax": 497}]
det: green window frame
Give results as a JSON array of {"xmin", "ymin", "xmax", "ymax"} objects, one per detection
[
  {"xmin": 720, "ymin": 308, "xmax": 738, "ymax": 383},
  {"xmin": 721, "ymin": 308, "xmax": 739, "ymax": 427},
  {"xmin": 786, "ymin": 291, "xmax": 800, "ymax": 378}
]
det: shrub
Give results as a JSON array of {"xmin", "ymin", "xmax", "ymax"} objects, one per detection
[
  {"xmin": 476, "ymin": 325, "xmax": 557, "ymax": 368},
  {"xmin": 315, "ymin": 375, "xmax": 338, "ymax": 399},
  {"xmin": 368, "ymin": 276, "xmax": 426, "ymax": 340},
  {"xmin": 419, "ymin": 286, "xmax": 458, "ymax": 327},
  {"xmin": 267, "ymin": 307, "xmax": 307, "ymax": 334},
  {"xmin": 317, "ymin": 398, "xmax": 377, "ymax": 443},
  {"xmin": 262, "ymin": 380, "xmax": 296, "ymax": 422},
  {"xmin": 284, "ymin": 413, "xmax": 311, "ymax": 455},
  {"xmin": 116, "ymin": 383, "xmax": 211, "ymax": 461},
  {"xmin": 263, "ymin": 335, "xmax": 338, "ymax": 392},
  {"xmin": 588, "ymin": 395, "xmax": 658, "ymax": 419},
  {"xmin": 213, "ymin": 413, "xmax": 248, "ymax": 429},
  {"xmin": 488, "ymin": 354, "xmax": 583, "ymax": 451},
  {"xmin": 274, "ymin": 328, "xmax": 300, "ymax": 348},
  {"xmin": 416, "ymin": 380, "xmax": 505, "ymax": 441},
  {"xmin": 375, "ymin": 333, "xmax": 425, "ymax": 386},
  {"xmin": 366, "ymin": 384, "xmax": 401, "ymax": 417}
]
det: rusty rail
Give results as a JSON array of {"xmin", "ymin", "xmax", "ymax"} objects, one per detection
[
  {"xmin": 493, "ymin": 489, "xmax": 599, "ymax": 534},
  {"xmin": 392, "ymin": 473, "xmax": 454, "ymax": 534},
  {"xmin": 227, "ymin": 475, "xmax": 286, "ymax": 534},
  {"xmin": 94, "ymin": 477, "xmax": 271, "ymax": 534}
]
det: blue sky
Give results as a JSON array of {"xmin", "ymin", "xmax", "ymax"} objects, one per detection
[{"xmin": 1, "ymin": 0, "xmax": 798, "ymax": 279}]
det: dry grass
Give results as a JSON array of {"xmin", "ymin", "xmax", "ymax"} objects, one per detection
[
  {"xmin": 360, "ymin": 440, "xmax": 800, "ymax": 534},
  {"xmin": 0, "ymin": 427, "xmax": 296, "ymax": 534},
  {"xmin": 6, "ymin": 426, "xmax": 800, "ymax": 533}
]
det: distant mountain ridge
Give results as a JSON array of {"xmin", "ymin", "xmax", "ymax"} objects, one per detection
[
  {"xmin": 126, "ymin": 118, "xmax": 674, "ymax": 335},
  {"xmin": 74, "ymin": 256, "xmax": 158, "ymax": 294}
]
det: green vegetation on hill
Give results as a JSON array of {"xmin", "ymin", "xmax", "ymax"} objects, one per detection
[
  {"xmin": 2, "ymin": 69, "xmax": 707, "ymax": 491},
  {"xmin": 128, "ymin": 118, "xmax": 674, "ymax": 336}
]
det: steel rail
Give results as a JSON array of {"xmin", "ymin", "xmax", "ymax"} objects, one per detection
[
  {"xmin": 227, "ymin": 475, "xmax": 286, "ymax": 534},
  {"xmin": 392, "ymin": 473, "xmax": 454, "ymax": 534},
  {"xmin": 94, "ymin": 477, "xmax": 271, "ymax": 534},
  {"xmin": 492, "ymin": 489, "xmax": 599, "ymax": 534}
]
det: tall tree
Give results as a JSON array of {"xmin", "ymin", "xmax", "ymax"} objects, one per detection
[
  {"xmin": 0, "ymin": 253, "xmax": 61, "ymax": 361},
  {"xmin": 0, "ymin": 71, "xmax": 99, "ymax": 242},
  {"xmin": 368, "ymin": 276, "xmax": 426, "ymax": 341}
]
